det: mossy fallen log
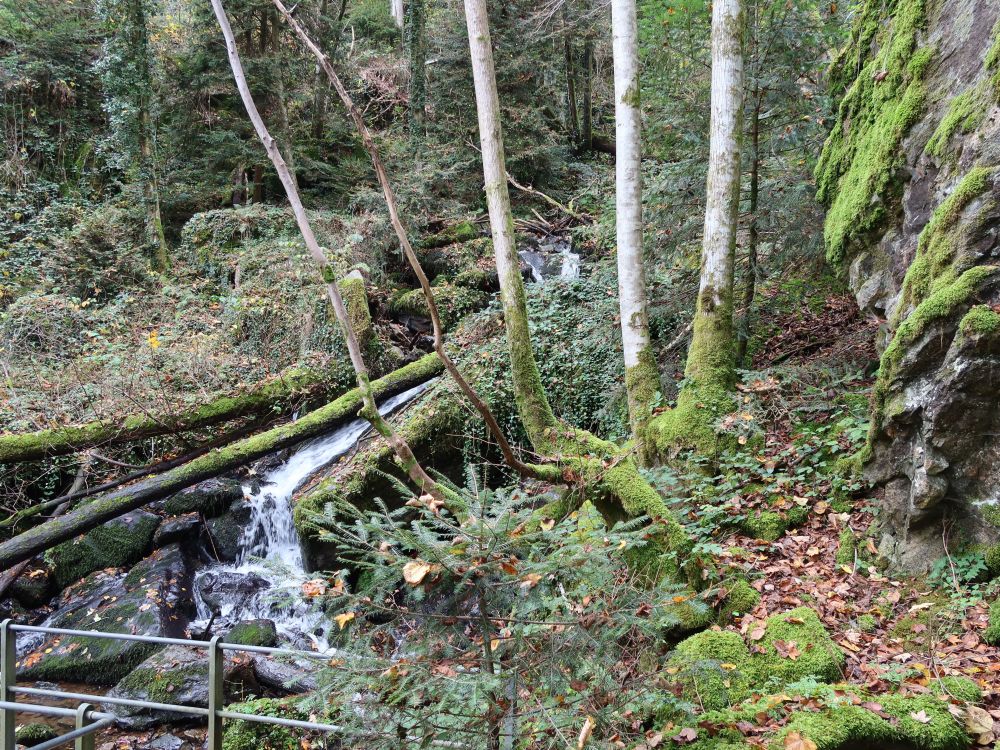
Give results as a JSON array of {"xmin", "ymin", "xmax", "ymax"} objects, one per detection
[
  {"xmin": 0, "ymin": 277, "xmax": 373, "ymax": 464},
  {"xmin": 0, "ymin": 354, "xmax": 443, "ymax": 571}
]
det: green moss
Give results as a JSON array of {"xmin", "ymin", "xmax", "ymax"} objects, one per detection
[
  {"xmin": 46, "ymin": 512, "xmax": 160, "ymax": 588},
  {"xmin": 985, "ymin": 600, "xmax": 1000, "ymax": 645},
  {"xmin": 418, "ymin": 220, "xmax": 478, "ymax": 250},
  {"xmin": 117, "ymin": 662, "xmax": 207, "ymax": 704},
  {"xmin": 959, "ymin": 304, "xmax": 1000, "ymax": 337},
  {"xmin": 930, "ymin": 676, "xmax": 982, "ymax": 704},
  {"xmin": 926, "ymin": 89, "xmax": 984, "ymax": 157},
  {"xmin": 389, "ymin": 283, "xmax": 488, "ymax": 329},
  {"xmin": 225, "ymin": 619, "xmax": 278, "ymax": 647},
  {"xmin": 835, "ymin": 528, "xmax": 857, "ymax": 566},
  {"xmin": 984, "ymin": 544, "xmax": 1000, "ymax": 578},
  {"xmin": 223, "ymin": 698, "xmax": 313, "ymax": 750},
  {"xmin": 15, "ymin": 723, "xmax": 58, "ymax": 746},
  {"xmin": 895, "ymin": 167, "xmax": 995, "ymax": 318},
  {"xmin": 739, "ymin": 511, "xmax": 790, "ymax": 542},
  {"xmin": 720, "ymin": 579, "xmax": 760, "ymax": 621},
  {"xmin": 816, "ymin": 0, "xmax": 931, "ymax": 265},
  {"xmin": 668, "ymin": 630, "xmax": 753, "ymax": 711},
  {"xmin": 338, "ymin": 275, "xmax": 374, "ymax": 354},
  {"xmin": 749, "ymin": 607, "xmax": 845, "ymax": 686},
  {"xmin": 857, "ymin": 613, "xmax": 878, "ymax": 632}
]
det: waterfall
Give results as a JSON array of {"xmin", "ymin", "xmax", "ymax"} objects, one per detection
[{"xmin": 193, "ymin": 379, "xmax": 435, "ymax": 650}]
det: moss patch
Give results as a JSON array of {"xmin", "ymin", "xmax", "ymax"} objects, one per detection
[
  {"xmin": 720, "ymin": 579, "xmax": 761, "ymax": 622},
  {"xmin": 222, "ymin": 698, "xmax": 314, "ymax": 750},
  {"xmin": 15, "ymin": 723, "xmax": 58, "ymax": 746},
  {"xmin": 985, "ymin": 600, "xmax": 1000, "ymax": 645},
  {"xmin": 46, "ymin": 511, "xmax": 160, "ymax": 588},
  {"xmin": 668, "ymin": 630, "xmax": 753, "ymax": 711},
  {"xmin": 749, "ymin": 607, "xmax": 845, "ymax": 686}
]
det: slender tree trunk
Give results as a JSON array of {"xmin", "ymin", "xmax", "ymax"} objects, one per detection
[
  {"xmin": 581, "ymin": 31, "xmax": 593, "ymax": 152},
  {"xmin": 562, "ymin": 6, "xmax": 579, "ymax": 150},
  {"xmin": 390, "ymin": 0, "xmax": 404, "ymax": 29},
  {"xmin": 612, "ymin": 0, "xmax": 658, "ymax": 465},
  {"xmin": 311, "ymin": 0, "xmax": 347, "ymax": 140},
  {"xmin": 407, "ymin": 0, "xmax": 426, "ymax": 152},
  {"xmin": 736, "ymin": 90, "xmax": 761, "ymax": 368},
  {"xmin": 253, "ymin": 164, "xmax": 264, "ymax": 202},
  {"xmin": 273, "ymin": 0, "xmax": 555, "ymax": 482},
  {"xmin": 138, "ymin": 108, "xmax": 169, "ymax": 272},
  {"xmin": 462, "ymin": 0, "xmax": 559, "ymax": 443},
  {"xmin": 647, "ymin": 0, "xmax": 744, "ymax": 456},
  {"xmin": 210, "ymin": 0, "xmax": 449, "ymax": 505}
]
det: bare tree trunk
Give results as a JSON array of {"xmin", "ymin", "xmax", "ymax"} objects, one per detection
[
  {"xmin": 612, "ymin": 0, "xmax": 658, "ymax": 465},
  {"xmin": 138, "ymin": 109, "xmax": 169, "ymax": 273},
  {"xmin": 648, "ymin": 0, "xmax": 744, "ymax": 455},
  {"xmin": 736, "ymin": 89, "xmax": 761, "ymax": 368},
  {"xmin": 562, "ymin": 5, "xmax": 579, "ymax": 149},
  {"xmin": 390, "ymin": 0, "xmax": 404, "ymax": 29},
  {"xmin": 272, "ymin": 0, "xmax": 556, "ymax": 482},
  {"xmin": 580, "ymin": 30, "xmax": 593, "ymax": 152},
  {"xmin": 210, "ymin": 0, "xmax": 449, "ymax": 504}
]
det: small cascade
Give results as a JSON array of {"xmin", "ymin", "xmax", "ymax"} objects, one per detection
[
  {"xmin": 519, "ymin": 233, "xmax": 580, "ymax": 283},
  {"xmin": 193, "ymin": 379, "xmax": 434, "ymax": 651}
]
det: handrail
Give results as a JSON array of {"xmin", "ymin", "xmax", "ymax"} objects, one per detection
[{"xmin": 0, "ymin": 619, "xmax": 464, "ymax": 749}]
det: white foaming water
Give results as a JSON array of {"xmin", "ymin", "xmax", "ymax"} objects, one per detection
[
  {"xmin": 518, "ymin": 234, "xmax": 580, "ymax": 283},
  {"xmin": 193, "ymin": 379, "xmax": 434, "ymax": 651}
]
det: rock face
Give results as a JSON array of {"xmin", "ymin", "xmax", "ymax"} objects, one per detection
[{"xmin": 818, "ymin": 0, "xmax": 1000, "ymax": 570}]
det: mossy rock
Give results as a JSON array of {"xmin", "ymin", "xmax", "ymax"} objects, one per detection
[
  {"xmin": 205, "ymin": 502, "xmax": 252, "ymax": 563},
  {"xmin": 418, "ymin": 220, "xmax": 479, "ymax": 250},
  {"xmin": 748, "ymin": 606, "xmax": 845, "ymax": 686},
  {"xmin": 738, "ymin": 510, "xmax": 794, "ymax": 542},
  {"xmin": 163, "ymin": 476, "xmax": 244, "ymax": 517},
  {"xmin": 720, "ymin": 579, "xmax": 761, "ymax": 622},
  {"xmin": 19, "ymin": 545, "xmax": 195, "ymax": 686},
  {"xmin": 222, "ymin": 698, "xmax": 317, "ymax": 750},
  {"xmin": 930, "ymin": 675, "xmax": 982, "ymax": 704},
  {"xmin": 388, "ymin": 283, "xmax": 488, "ymax": 330},
  {"xmin": 15, "ymin": 723, "xmax": 58, "ymax": 747},
  {"xmin": 224, "ymin": 619, "xmax": 277, "ymax": 647},
  {"xmin": 46, "ymin": 510, "xmax": 161, "ymax": 589},
  {"xmin": 667, "ymin": 630, "xmax": 753, "ymax": 711},
  {"xmin": 9, "ymin": 561, "xmax": 55, "ymax": 607}
]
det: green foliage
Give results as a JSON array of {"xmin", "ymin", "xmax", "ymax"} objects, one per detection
[
  {"xmin": 985, "ymin": 599, "xmax": 1000, "ymax": 645},
  {"xmin": 304, "ymin": 477, "xmax": 707, "ymax": 748}
]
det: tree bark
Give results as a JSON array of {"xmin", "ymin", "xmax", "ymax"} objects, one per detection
[
  {"xmin": 562, "ymin": 5, "xmax": 579, "ymax": 149},
  {"xmin": 0, "ymin": 355, "xmax": 444, "ymax": 571},
  {"xmin": 647, "ymin": 0, "xmax": 744, "ymax": 455},
  {"xmin": 211, "ymin": 0, "xmax": 449, "ymax": 504},
  {"xmin": 390, "ymin": 0, "xmax": 404, "ymax": 29},
  {"xmin": 736, "ymin": 89, "xmax": 761, "ymax": 368},
  {"xmin": 580, "ymin": 30, "xmax": 593, "ymax": 152},
  {"xmin": 612, "ymin": 0, "xmax": 658, "ymax": 465},
  {"xmin": 407, "ymin": 0, "xmax": 426, "ymax": 152}
]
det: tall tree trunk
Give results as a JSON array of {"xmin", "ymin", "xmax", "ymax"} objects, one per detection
[
  {"xmin": 580, "ymin": 30, "xmax": 593, "ymax": 152},
  {"xmin": 612, "ymin": 0, "xmax": 658, "ymax": 465},
  {"xmin": 460, "ymin": 0, "xmax": 695, "ymax": 569},
  {"xmin": 138, "ymin": 107, "xmax": 169, "ymax": 272},
  {"xmin": 253, "ymin": 164, "xmax": 264, "ymax": 202},
  {"xmin": 407, "ymin": 0, "xmax": 426, "ymax": 152},
  {"xmin": 390, "ymin": 0, "xmax": 404, "ymax": 29},
  {"xmin": 736, "ymin": 89, "xmax": 761, "ymax": 368},
  {"xmin": 562, "ymin": 6, "xmax": 579, "ymax": 150},
  {"xmin": 647, "ymin": 0, "xmax": 744, "ymax": 456},
  {"xmin": 210, "ymin": 0, "xmax": 450, "ymax": 506}
]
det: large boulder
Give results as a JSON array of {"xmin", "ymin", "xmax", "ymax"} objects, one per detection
[
  {"xmin": 45, "ymin": 510, "xmax": 161, "ymax": 589},
  {"xmin": 817, "ymin": 0, "xmax": 1000, "ymax": 570},
  {"xmin": 17, "ymin": 544, "xmax": 195, "ymax": 685},
  {"xmin": 106, "ymin": 644, "xmax": 257, "ymax": 729},
  {"xmin": 163, "ymin": 476, "xmax": 244, "ymax": 518}
]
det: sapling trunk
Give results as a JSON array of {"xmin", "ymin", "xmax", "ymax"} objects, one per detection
[
  {"xmin": 211, "ymin": 0, "xmax": 448, "ymax": 503},
  {"xmin": 612, "ymin": 0, "xmax": 659, "ymax": 465}
]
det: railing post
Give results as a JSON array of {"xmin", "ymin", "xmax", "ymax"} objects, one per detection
[
  {"xmin": 74, "ymin": 702, "xmax": 95, "ymax": 750},
  {"xmin": 1, "ymin": 620, "xmax": 15, "ymax": 750},
  {"xmin": 207, "ymin": 635, "xmax": 224, "ymax": 750}
]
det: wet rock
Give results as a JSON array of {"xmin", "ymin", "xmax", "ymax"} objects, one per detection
[
  {"xmin": 18, "ymin": 544, "xmax": 195, "ymax": 686},
  {"xmin": 196, "ymin": 570, "xmax": 270, "ymax": 616},
  {"xmin": 204, "ymin": 501, "xmax": 252, "ymax": 562},
  {"xmin": 224, "ymin": 619, "xmax": 277, "ymax": 647},
  {"xmin": 163, "ymin": 476, "xmax": 244, "ymax": 518},
  {"xmin": 252, "ymin": 656, "xmax": 318, "ymax": 694},
  {"xmin": 10, "ymin": 561, "xmax": 55, "ymax": 607},
  {"xmin": 154, "ymin": 512, "xmax": 202, "ymax": 548},
  {"xmin": 45, "ymin": 510, "xmax": 161, "ymax": 589},
  {"xmin": 147, "ymin": 735, "xmax": 187, "ymax": 750},
  {"xmin": 105, "ymin": 644, "xmax": 257, "ymax": 729}
]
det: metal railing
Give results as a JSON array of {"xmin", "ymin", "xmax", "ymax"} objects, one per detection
[{"xmin": 0, "ymin": 619, "xmax": 346, "ymax": 750}]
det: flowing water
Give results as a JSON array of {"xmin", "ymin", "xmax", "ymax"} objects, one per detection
[
  {"xmin": 519, "ymin": 234, "xmax": 580, "ymax": 283},
  {"xmin": 192, "ymin": 379, "xmax": 435, "ymax": 651}
]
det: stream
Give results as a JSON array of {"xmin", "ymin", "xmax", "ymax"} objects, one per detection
[{"xmin": 190, "ymin": 379, "xmax": 435, "ymax": 652}]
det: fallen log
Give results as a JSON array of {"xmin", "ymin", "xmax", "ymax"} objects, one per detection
[
  {"xmin": 0, "ymin": 354, "xmax": 443, "ymax": 571},
  {"xmin": 0, "ymin": 278, "xmax": 373, "ymax": 465}
]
